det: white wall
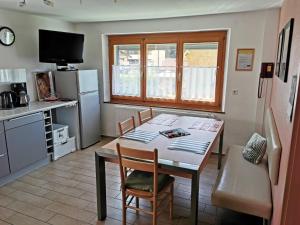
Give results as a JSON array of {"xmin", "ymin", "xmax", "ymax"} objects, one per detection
[
  {"xmin": 75, "ymin": 9, "xmax": 280, "ymax": 151},
  {"xmin": 0, "ymin": 9, "xmax": 75, "ymax": 101}
]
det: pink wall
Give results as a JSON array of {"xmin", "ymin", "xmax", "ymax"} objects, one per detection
[{"xmin": 270, "ymin": 0, "xmax": 300, "ymax": 224}]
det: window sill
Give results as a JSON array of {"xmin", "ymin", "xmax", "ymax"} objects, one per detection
[{"xmin": 107, "ymin": 99, "xmax": 225, "ymax": 114}]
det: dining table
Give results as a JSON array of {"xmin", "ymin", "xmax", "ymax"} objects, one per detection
[{"xmin": 95, "ymin": 113, "xmax": 224, "ymax": 225}]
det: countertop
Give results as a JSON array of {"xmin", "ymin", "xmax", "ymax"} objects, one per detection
[{"xmin": 0, "ymin": 100, "xmax": 77, "ymax": 121}]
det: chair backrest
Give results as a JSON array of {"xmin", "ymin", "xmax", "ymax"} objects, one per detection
[
  {"xmin": 116, "ymin": 143, "xmax": 158, "ymax": 195},
  {"xmin": 138, "ymin": 108, "xmax": 153, "ymax": 125},
  {"xmin": 118, "ymin": 116, "xmax": 135, "ymax": 136},
  {"xmin": 264, "ymin": 108, "xmax": 282, "ymax": 185}
]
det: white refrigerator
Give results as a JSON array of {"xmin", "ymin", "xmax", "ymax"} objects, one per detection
[{"xmin": 54, "ymin": 70, "xmax": 101, "ymax": 149}]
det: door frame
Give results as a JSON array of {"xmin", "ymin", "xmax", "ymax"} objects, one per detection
[{"xmin": 281, "ymin": 78, "xmax": 300, "ymax": 225}]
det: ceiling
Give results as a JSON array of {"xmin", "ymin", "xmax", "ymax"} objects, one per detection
[{"xmin": 0, "ymin": 0, "xmax": 282, "ymax": 22}]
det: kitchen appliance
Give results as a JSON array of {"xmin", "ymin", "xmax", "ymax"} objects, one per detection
[
  {"xmin": 19, "ymin": 91, "xmax": 30, "ymax": 106},
  {"xmin": 0, "ymin": 91, "xmax": 16, "ymax": 109},
  {"xmin": 11, "ymin": 83, "xmax": 30, "ymax": 107},
  {"xmin": 54, "ymin": 70, "xmax": 100, "ymax": 148}
]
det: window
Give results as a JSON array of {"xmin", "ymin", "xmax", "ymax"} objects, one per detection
[
  {"xmin": 146, "ymin": 43, "xmax": 177, "ymax": 100},
  {"xmin": 109, "ymin": 31, "xmax": 226, "ymax": 111},
  {"xmin": 112, "ymin": 44, "xmax": 141, "ymax": 97}
]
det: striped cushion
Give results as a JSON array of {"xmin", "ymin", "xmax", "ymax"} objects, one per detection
[{"xmin": 242, "ymin": 133, "xmax": 267, "ymax": 164}]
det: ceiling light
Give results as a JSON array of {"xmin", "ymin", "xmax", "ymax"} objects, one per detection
[
  {"xmin": 43, "ymin": 0, "xmax": 54, "ymax": 7},
  {"xmin": 18, "ymin": 0, "xmax": 54, "ymax": 8},
  {"xmin": 19, "ymin": 0, "xmax": 26, "ymax": 7}
]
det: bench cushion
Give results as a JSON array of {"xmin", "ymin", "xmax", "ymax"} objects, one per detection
[{"xmin": 211, "ymin": 145, "xmax": 272, "ymax": 219}]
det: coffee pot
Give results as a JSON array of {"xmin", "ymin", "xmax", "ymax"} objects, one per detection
[{"xmin": 19, "ymin": 90, "xmax": 30, "ymax": 107}]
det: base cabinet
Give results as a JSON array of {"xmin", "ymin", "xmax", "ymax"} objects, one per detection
[
  {"xmin": 4, "ymin": 113, "xmax": 47, "ymax": 173},
  {"xmin": 0, "ymin": 122, "xmax": 10, "ymax": 178}
]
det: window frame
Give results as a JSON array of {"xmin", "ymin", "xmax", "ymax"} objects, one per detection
[{"xmin": 108, "ymin": 31, "xmax": 227, "ymax": 112}]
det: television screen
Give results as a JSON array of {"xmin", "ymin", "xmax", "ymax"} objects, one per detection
[{"xmin": 39, "ymin": 29, "xmax": 84, "ymax": 65}]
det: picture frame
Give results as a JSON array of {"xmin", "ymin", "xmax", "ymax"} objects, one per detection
[
  {"xmin": 287, "ymin": 75, "xmax": 298, "ymax": 122},
  {"xmin": 34, "ymin": 71, "xmax": 55, "ymax": 101},
  {"xmin": 279, "ymin": 18, "xmax": 294, "ymax": 82},
  {"xmin": 275, "ymin": 30, "xmax": 284, "ymax": 77},
  {"xmin": 235, "ymin": 48, "xmax": 255, "ymax": 71}
]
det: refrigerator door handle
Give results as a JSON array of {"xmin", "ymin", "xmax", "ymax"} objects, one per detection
[{"xmin": 80, "ymin": 91, "xmax": 98, "ymax": 95}]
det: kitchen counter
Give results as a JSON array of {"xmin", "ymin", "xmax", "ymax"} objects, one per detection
[{"xmin": 0, "ymin": 101, "xmax": 77, "ymax": 121}]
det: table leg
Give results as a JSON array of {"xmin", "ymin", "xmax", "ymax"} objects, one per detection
[
  {"xmin": 218, "ymin": 129, "xmax": 224, "ymax": 170},
  {"xmin": 95, "ymin": 153, "xmax": 107, "ymax": 220},
  {"xmin": 190, "ymin": 171, "xmax": 200, "ymax": 225}
]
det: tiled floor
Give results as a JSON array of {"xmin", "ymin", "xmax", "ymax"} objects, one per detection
[{"xmin": 0, "ymin": 137, "xmax": 260, "ymax": 225}]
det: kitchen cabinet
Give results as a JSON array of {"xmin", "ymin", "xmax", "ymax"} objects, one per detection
[
  {"xmin": 0, "ymin": 121, "xmax": 10, "ymax": 178},
  {"xmin": 4, "ymin": 112, "xmax": 47, "ymax": 173}
]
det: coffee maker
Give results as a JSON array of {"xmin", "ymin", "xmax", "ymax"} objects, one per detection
[{"xmin": 11, "ymin": 83, "xmax": 30, "ymax": 107}]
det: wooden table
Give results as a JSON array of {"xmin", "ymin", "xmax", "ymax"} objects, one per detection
[{"xmin": 95, "ymin": 114, "xmax": 224, "ymax": 225}]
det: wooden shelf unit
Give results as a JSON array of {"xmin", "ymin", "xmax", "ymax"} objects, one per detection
[{"xmin": 43, "ymin": 110, "xmax": 53, "ymax": 154}]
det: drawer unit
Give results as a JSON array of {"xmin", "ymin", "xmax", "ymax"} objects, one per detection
[
  {"xmin": 53, "ymin": 136, "xmax": 76, "ymax": 160},
  {"xmin": 5, "ymin": 113, "xmax": 47, "ymax": 173},
  {"xmin": 52, "ymin": 124, "xmax": 69, "ymax": 145},
  {"xmin": 4, "ymin": 113, "xmax": 44, "ymax": 129},
  {"xmin": 0, "ymin": 122, "xmax": 10, "ymax": 178}
]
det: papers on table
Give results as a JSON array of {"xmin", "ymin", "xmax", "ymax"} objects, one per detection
[
  {"xmin": 147, "ymin": 114, "xmax": 178, "ymax": 126},
  {"xmin": 168, "ymin": 139, "xmax": 210, "ymax": 154},
  {"xmin": 121, "ymin": 130, "xmax": 159, "ymax": 143},
  {"xmin": 189, "ymin": 119, "xmax": 222, "ymax": 132}
]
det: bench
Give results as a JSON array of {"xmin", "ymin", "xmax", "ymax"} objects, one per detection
[{"xmin": 211, "ymin": 108, "xmax": 282, "ymax": 224}]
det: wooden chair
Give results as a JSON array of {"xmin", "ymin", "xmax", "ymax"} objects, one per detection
[
  {"xmin": 138, "ymin": 108, "xmax": 153, "ymax": 125},
  {"xmin": 116, "ymin": 143, "xmax": 174, "ymax": 225},
  {"xmin": 118, "ymin": 116, "xmax": 135, "ymax": 136}
]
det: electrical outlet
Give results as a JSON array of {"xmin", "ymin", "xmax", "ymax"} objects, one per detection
[{"xmin": 232, "ymin": 89, "xmax": 239, "ymax": 95}]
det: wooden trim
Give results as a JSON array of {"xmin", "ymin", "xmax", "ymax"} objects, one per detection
[
  {"xmin": 108, "ymin": 31, "xmax": 227, "ymax": 111},
  {"xmin": 281, "ymin": 76, "xmax": 300, "ymax": 225},
  {"xmin": 110, "ymin": 98, "xmax": 223, "ymax": 113}
]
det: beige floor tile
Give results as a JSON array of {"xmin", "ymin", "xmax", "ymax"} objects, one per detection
[
  {"xmin": 0, "ymin": 195, "xmax": 14, "ymax": 207},
  {"xmin": 0, "ymin": 206, "xmax": 15, "ymax": 220},
  {"xmin": 6, "ymin": 190, "xmax": 53, "ymax": 208},
  {"xmin": 73, "ymin": 174, "xmax": 96, "ymax": 185},
  {"xmin": 6, "ymin": 200, "xmax": 55, "ymax": 222},
  {"xmin": 69, "ymin": 168, "xmax": 96, "ymax": 178},
  {"xmin": 42, "ymin": 174, "xmax": 80, "ymax": 187},
  {"xmin": 0, "ymin": 220, "xmax": 11, "ymax": 225},
  {"xmin": 76, "ymin": 182, "xmax": 96, "ymax": 193},
  {"xmin": 5, "ymin": 213, "xmax": 49, "ymax": 225},
  {"xmin": 48, "ymin": 214, "xmax": 91, "ymax": 225},
  {"xmin": 46, "ymin": 202, "xmax": 96, "ymax": 223},
  {"xmin": 39, "ymin": 181, "xmax": 86, "ymax": 197},
  {"xmin": 0, "ymin": 186, "xmax": 16, "ymax": 196},
  {"xmin": 94, "ymin": 217, "xmax": 124, "ymax": 225},
  {"xmin": 79, "ymin": 192, "xmax": 98, "ymax": 203},
  {"xmin": 45, "ymin": 169, "xmax": 76, "ymax": 179},
  {"xmin": 6, "ymin": 181, "xmax": 49, "ymax": 196},
  {"xmin": 43, "ymin": 191, "xmax": 90, "ymax": 209},
  {"xmin": 105, "ymin": 206, "xmax": 136, "ymax": 224},
  {"xmin": 18, "ymin": 175, "xmax": 48, "ymax": 186}
]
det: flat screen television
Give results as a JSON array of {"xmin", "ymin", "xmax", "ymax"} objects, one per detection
[{"xmin": 39, "ymin": 29, "xmax": 84, "ymax": 66}]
